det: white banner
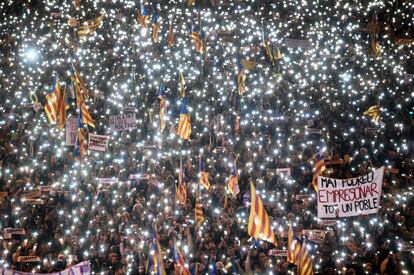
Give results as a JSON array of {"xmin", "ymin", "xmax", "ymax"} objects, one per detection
[
  {"xmin": 268, "ymin": 250, "xmax": 287, "ymax": 257},
  {"xmin": 0, "ymin": 261, "xmax": 90, "ymax": 275},
  {"xmin": 109, "ymin": 113, "xmax": 137, "ymax": 131},
  {"xmin": 3, "ymin": 228, "xmax": 25, "ymax": 239},
  {"xmin": 317, "ymin": 167, "xmax": 384, "ymax": 218},
  {"xmin": 276, "ymin": 168, "xmax": 291, "ymax": 177},
  {"xmin": 88, "ymin": 134, "xmax": 109, "ymax": 152},
  {"xmin": 65, "ymin": 117, "xmax": 78, "ymax": 146}
]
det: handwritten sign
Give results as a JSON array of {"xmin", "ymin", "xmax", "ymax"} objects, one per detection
[
  {"xmin": 66, "ymin": 117, "xmax": 77, "ymax": 146},
  {"xmin": 302, "ymin": 229, "xmax": 325, "ymax": 243},
  {"xmin": 317, "ymin": 167, "xmax": 384, "ymax": 218},
  {"xmin": 400, "ymin": 244, "xmax": 414, "ymax": 252},
  {"xmin": 109, "ymin": 113, "xmax": 137, "ymax": 131},
  {"xmin": 88, "ymin": 134, "xmax": 109, "ymax": 152},
  {"xmin": 17, "ymin": 256, "xmax": 41, "ymax": 262}
]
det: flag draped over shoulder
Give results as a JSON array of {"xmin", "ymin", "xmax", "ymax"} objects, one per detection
[
  {"xmin": 199, "ymin": 159, "xmax": 210, "ymax": 190},
  {"xmin": 158, "ymin": 83, "xmax": 167, "ymax": 131},
  {"xmin": 297, "ymin": 239, "xmax": 314, "ymax": 275},
  {"xmin": 77, "ymin": 14, "xmax": 104, "ymax": 37},
  {"xmin": 363, "ymin": 105, "xmax": 380, "ymax": 123},
  {"xmin": 194, "ymin": 195, "xmax": 204, "ymax": 228},
  {"xmin": 248, "ymin": 180, "xmax": 277, "ymax": 245},
  {"xmin": 44, "ymin": 76, "xmax": 60, "ymax": 124},
  {"xmin": 176, "ymin": 158, "xmax": 187, "ymax": 204},
  {"xmin": 148, "ymin": 226, "xmax": 166, "ymax": 275},
  {"xmin": 137, "ymin": 4, "xmax": 150, "ymax": 28},
  {"xmin": 173, "ymin": 244, "xmax": 190, "ymax": 275},
  {"xmin": 227, "ymin": 166, "xmax": 239, "ymax": 197},
  {"xmin": 176, "ymin": 98, "xmax": 191, "ymax": 140},
  {"xmin": 287, "ymin": 224, "xmax": 301, "ymax": 265}
]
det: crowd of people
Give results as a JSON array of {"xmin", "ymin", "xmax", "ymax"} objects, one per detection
[{"xmin": 1, "ymin": 0, "xmax": 414, "ymax": 274}]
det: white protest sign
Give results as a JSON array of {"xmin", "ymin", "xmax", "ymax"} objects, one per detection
[
  {"xmin": 302, "ymin": 229, "xmax": 325, "ymax": 243},
  {"xmin": 276, "ymin": 168, "xmax": 291, "ymax": 177},
  {"xmin": 65, "ymin": 117, "xmax": 78, "ymax": 146},
  {"xmin": 109, "ymin": 113, "xmax": 137, "ymax": 131},
  {"xmin": 268, "ymin": 250, "xmax": 287, "ymax": 257},
  {"xmin": 317, "ymin": 167, "xmax": 384, "ymax": 218},
  {"xmin": 88, "ymin": 134, "xmax": 110, "ymax": 152}
]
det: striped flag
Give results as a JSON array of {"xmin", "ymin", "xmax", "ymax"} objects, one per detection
[
  {"xmin": 44, "ymin": 76, "xmax": 60, "ymax": 124},
  {"xmin": 56, "ymin": 84, "xmax": 67, "ymax": 129},
  {"xmin": 80, "ymin": 103, "xmax": 95, "ymax": 128},
  {"xmin": 194, "ymin": 195, "xmax": 204, "ymax": 228},
  {"xmin": 227, "ymin": 167, "xmax": 239, "ymax": 197},
  {"xmin": 179, "ymin": 72, "xmax": 186, "ymax": 97},
  {"xmin": 72, "ymin": 64, "xmax": 89, "ymax": 100},
  {"xmin": 236, "ymin": 54, "xmax": 246, "ymax": 95},
  {"xmin": 152, "ymin": 11, "xmax": 159, "ymax": 43},
  {"xmin": 137, "ymin": 4, "xmax": 150, "ymax": 28},
  {"xmin": 287, "ymin": 224, "xmax": 301, "ymax": 265},
  {"xmin": 173, "ymin": 243, "xmax": 191, "ymax": 275},
  {"xmin": 158, "ymin": 83, "xmax": 167, "ymax": 131},
  {"xmin": 77, "ymin": 14, "xmax": 104, "ymax": 37},
  {"xmin": 190, "ymin": 23, "xmax": 203, "ymax": 53},
  {"xmin": 297, "ymin": 239, "xmax": 314, "ymax": 275},
  {"xmin": 176, "ymin": 158, "xmax": 187, "ymax": 204},
  {"xmin": 167, "ymin": 17, "xmax": 175, "ymax": 48},
  {"xmin": 248, "ymin": 180, "xmax": 277, "ymax": 245},
  {"xmin": 148, "ymin": 226, "xmax": 166, "ymax": 275},
  {"xmin": 363, "ymin": 105, "xmax": 380, "ymax": 123},
  {"xmin": 199, "ymin": 159, "xmax": 210, "ymax": 190},
  {"xmin": 176, "ymin": 98, "xmax": 191, "ymax": 140},
  {"xmin": 312, "ymin": 155, "xmax": 325, "ymax": 191},
  {"xmin": 74, "ymin": 109, "xmax": 87, "ymax": 159}
]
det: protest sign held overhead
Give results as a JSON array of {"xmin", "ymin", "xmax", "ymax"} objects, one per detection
[{"xmin": 109, "ymin": 113, "xmax": 137, "ymax": 131}]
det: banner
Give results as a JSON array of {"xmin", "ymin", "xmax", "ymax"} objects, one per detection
[
  {"xmin": 0, "ymin": 261, "xmax": 91, "ymax": 275},
  {"xmin": 302, "ymin": 229, "xmax": 325, "ymax": 243},
  {"xmin": 129, "ymin": 174, "xmax": 150, "ymax": 180},
  {"xmin": 319, "ymin": 219, "xmax": 337, "ymax": 226},
  {"xmin": 400, "ymin": 244, "xmax": 414, "ymax": 252},
  {"xmin": 97, "ymin": 178, "xmax": 118, "ymax": 185},
  {"xmin": 109, "ymin": 113, "xmax": 137, "ymax": 131},
  {"xmin": 317, "ymin": 167, "xmax": 384, "ymax": 218},
  {"xmin": 268, "ymin": 250, "xmax": 287, "ymax": 257},
  {"xmin": 66, "ymin": 117, "xmax": 78, "ymax": 146},
  {"xmin": 88, "ymin": 134, "xmax": 109, "ymax": 152},
  {"xmin": 17, "ymin": 256, "xmax": 40, "ymax": 262},
  {"xmin": 276, "ymin": 168, "xmax": 291, "ymax": 177},
  {"xmin": 3, "ymin": 228, "xmax": 25, "ymax": 239}
]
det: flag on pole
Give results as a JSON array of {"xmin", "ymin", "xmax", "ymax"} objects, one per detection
[
  {"xmin": 148, "ymin": 226, "xmax": 166, "ymax": 275},
  {"xmin": 158, "ymin": 83, "xmax": 167, "ymax": 131},
  {"xmin": 199, "ymin": 159, "xmax": 210, "ymax": 190},
  {"xmin": 363, "ymin": 105, "xmax": 380, "ymax": 123},
  {"xmin": 195, "ymin": 195, "xmax": 204, "ymax": 228},
  {"xmin": 56, "ymin": 84, "xmax": 67, "ymax": 129},
  {"xmin": 179, "ymin": 72, "xmax": 186, "ymax": 97},
  {"xmin": 44, "ymin": 76, "xmax": 60, "ymax": 124},
  {"xmin": 167, "ymin": 17, "xmax": 175, "ymax": 48},
  {"xmin": 72, "ymin": 63, "xmax": 89, "ymax": 101},
  {"xmin": 176, "ymin": 158, "xmax": 187, "ymax": 204},
  {"xmin": 227, "ymin": 166, "xmax": 239, "ymax": 197},
  {"xmin": 297, "ymin": 239, "xmax": 314, "ymax": 275},
  {"xmin": 311, "ymin": 152, "xmax": 325, "ymax": 191},
  {"xmin": 152, "ymin": 11, "xmax": 159, "ymax": 43},
  {"xmin": 173, "ymin": 243, "xmax": 191, "ymax": 275},
  {"xmin": 248, "ymin": 180, "xmax": 277, "ymax": 245},
  {"xmin": 73, "ymin": 109, "xmax": 87, "ymax": 159},
  {"xmin": 77, "ymin": 14, "xmax": 104, "ymax": 37},
  {"xmin": 190, "ymin": 23, "xmax": 203, "ymax": 53},
  {"xmin": 137, "ymin": 4, "xmax": 150, "ymax": 28},
  {"xmin": 287, "ymin": 223, "xmax": 301, "ymax": 265},
  {"xmin": 176, "ymin": 98, "xmax": 191, "ymax": 140}
]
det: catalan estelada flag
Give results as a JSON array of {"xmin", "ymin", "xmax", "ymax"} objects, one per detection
[
  {"xmin": 77, "ymin": 14, "xmax": 104, "ymax": 37},
  {"xmin": 297, "ymin": 239, "xmax": 314, "ymax": 275},
  {"xmin": 56, "ymin": 84, "xmax": 67, "ymax": 129},
  {"xmin": 176, "ymin": 98, "xmax": 191, "ymax": 140},
  {"xmin": 312, "ymin": 155, "xmax": 325, "ymax": 191},
  {"xmin": 44, "ymin": 76, "xmax": 60, "ymax": 124},
  {"xmin": 173, "ymin": 243, "xmax": 190, "ymax": 275},
  {"xmin": 194, "ymin": 195, "xmax": 204, "ymax": 228},
  {"xmin": 363, "ymin": 105, "xmax": 380, "ymax": 123},
  {"xmin": 190, "ymin": 23, "xmax": 203, "ymax": 53},
  {"xmin": 158, "ymin": 83, "xmax": 167, "ymax": 131},
  {"xmin": 80, "ymin": 103, "xmax": 95, "ymax": 128},
  {"xmin": 72, "ymin": 63, "xmax": 89, "ymax": 101},
  {"xmin": 248, "ymin": 180, "xmax": 277, "ymax": 245},
  {"xmin": 137, "ymin": 4, "xmax": 150, "ymax": 28},
  {"xmin": 199, "ymin": 159, "xmax": 210, "ymax": 190},
  {"xmin": 74, "ymin": 109, "xmax": 87, "ymax": 159},
  {"xmin": 148, "ymin": 226, "xmax": 166, "ymax": 275},
  {"xmin": 179, "ymin": 72, "xmax": 186, "ymax": 97},
  {"xmin": 176, "ymin": 158, "xmax": 187, "ymax": 204},
  {"xmin": 167, "ymin": 17, "xmax": 175, "ymax": 48},
  {"xmin": 152, "ymin": 11, "xmax": 159, "ymax": 43},
  {"xmin": 227, "ymin": 167, "xmax": 239, "ymax": 197},
  {"xmin": 287, "ymin": 223, "xmax": 301, "ymax": 265}
]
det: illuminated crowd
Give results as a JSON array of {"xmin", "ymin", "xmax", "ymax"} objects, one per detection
[{"xmin": 0, "ymin": 0, "xmax": 414, "ymax": 274}]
